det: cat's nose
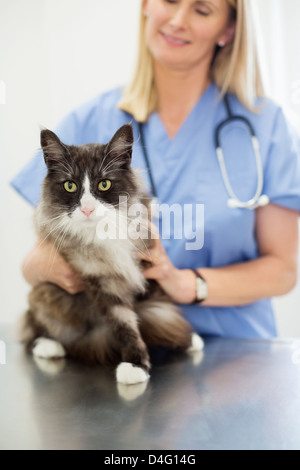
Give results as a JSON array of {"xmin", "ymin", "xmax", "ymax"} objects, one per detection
[{"xmin": 81, "ymin": 207, "xmax": 95, "ymax": 217}]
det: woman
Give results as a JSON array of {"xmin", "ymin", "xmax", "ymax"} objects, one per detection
[{"xmin": 12, "ymin": 0, "xmax": 300, "ymax": 338}]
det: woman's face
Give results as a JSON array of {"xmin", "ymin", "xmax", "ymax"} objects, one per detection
[{"xmin": 143, "ymin": 0, "xmax": 235, "ymax": 72}]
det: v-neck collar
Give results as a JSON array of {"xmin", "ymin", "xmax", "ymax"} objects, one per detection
[
  {"xmin": 137, "ymin": 83, "xmax": 218, "ymax": 207},
  {"xmin": 148, "ymin": 82, "xmax": 217, "ymax": 145}
]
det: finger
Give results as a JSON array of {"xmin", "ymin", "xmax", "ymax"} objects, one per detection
[
  {"xmin": 136, "ymin": 251, "xmax": 160, "ymax": 265},
  {"xmin": 54, "ymin": 264, "xmax": 84, "ymax": 294},
  {"xmin": 137, "ymin": 237, "xmax": 164, "ymax": 259},
  {"xmin": 136, "ymin": 251, "xmax": 153, "ymax": 262},
  {"xmin": 63, "ymin": 279, "xmax": 85, "ymax": 295},
  {"xmin": 143, "ymin": 266, "xmax": 160, "ymax": 280}
]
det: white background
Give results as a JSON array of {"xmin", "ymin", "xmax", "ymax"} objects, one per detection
[{"xmin": 1, "ymin": 0, "xmax": 300, "ymax": 336}]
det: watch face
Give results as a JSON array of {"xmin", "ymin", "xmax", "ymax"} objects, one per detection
[{"xmin": 196, "ymin": 278, "xmax": 208, "ymax": 301}]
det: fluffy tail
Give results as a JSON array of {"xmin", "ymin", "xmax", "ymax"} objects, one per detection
[{"xmin": 135, "ymin": 298, "xmax": 192, "ymax": 350}]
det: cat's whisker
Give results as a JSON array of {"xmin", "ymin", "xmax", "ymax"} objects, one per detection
[
  {"xmin": 114, "ymin": 210, "xmax": 158, "ymax": 239},
  {"xmin": 40, "ymin": 212, "xmax": 68, "ymax": 224},
  {"xmin": 104, "ymin": 168, "xmax": 131, "ymax": 175},
  {"xmin": 47, "ymin": 159, "xmax": 74, "ymax": 174},
  {"xmin": 99, "ymin": 139, "xmax": 133, "ymax": 173},
  {"xmin": 101, "ymin": 154, "xmax": 127, "ymax": 174},
  {"xmin": 41, "ymin": 216, "xmax": 70, "ymax": 238},
  {"xmin": 103, "ymin": 141, "xmax": 132, "ymax": 160},
  {"xmin": 103, "ymin": 213, "xmax": 153, "ymax": 261},
  {"xmin": 47, "ymin": 218, "xmax": 73, "ymax": 273},
  {"xmin": 48, "ymin": 220, "xmax": 72, "ymax": 274},
  {"xmin": 107, "ymin": 195, "xmax": 131, "ymax": 208},
  {"xmin": 98, "ymin": 146, "xmax": 125, "ymax": 174},
  {"xmin": 51, "ymin": 154, "xmax": 75, "ymax": 175},
  {"xmin": 22, "ymin": 218, "xmax": 70, "ymax": 273},
  {"xmin": 118, "ymin": 217, "xmax": 155, "ymax": 241},
  {"xmin": 105, "ymin": 202, "xmax": 157, "ymax": 241},
  {"xmin": 47, "ymin": 170, "xmax": 71, "ymax": 179},
  {"xmin": 60, "ymin": 160, "xmax": 74, "ymax": 174},
  {"xmin": 35, "ymin": 217, "xmax": 71, "ymax": 252},
  {"xmin": 128, "ymin": 233, "xmax": 153, "ymax": 261},
  {"xmin": 101, "ymin": 152, "xmax": 121, "ymax": 168},
  {"xmin": 42, "ymin": 143, "xmax": 74, "ymax": 174}
]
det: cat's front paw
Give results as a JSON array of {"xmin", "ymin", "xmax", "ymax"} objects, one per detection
[
  {"xmin": 186, "ymin": 333, "xmax": 204, "ymax": 366},
  {"xmin": 32, "ymin": 337, "xmax": 66, "ymax": 359},
  {"xmin": 186, "ymin": 333, "xmax": 204, "ymax": 353},
  {"xmin": 116, "ymin": 362, "xmax": 150, "ymax": 385}
]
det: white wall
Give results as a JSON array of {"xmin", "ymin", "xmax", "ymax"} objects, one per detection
[{"xmin": 1, "ymin": 0, "xmax": 299, "ymax": 336}]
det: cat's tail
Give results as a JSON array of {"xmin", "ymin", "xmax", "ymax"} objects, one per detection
[{"xmin": 135, "ymin": 298, "xmax": 193, "ymax": 350}]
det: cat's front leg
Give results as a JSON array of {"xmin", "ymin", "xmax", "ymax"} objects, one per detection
[
  {"xmin": 84, "ymin": 276, "xmax": 150, "ymax": 384},
  {"xmin": 109, "ymin": 305, "xmax": 151, "ymax": 384}
]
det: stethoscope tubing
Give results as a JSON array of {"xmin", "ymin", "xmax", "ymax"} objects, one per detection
[
  {"xmin": 138, "ymin": 121, "xmax": 158, "ymax": 200},
  {"xmin": 138, "ymin": 94, "xmax": 269, "ymax": 210},
  {"xmin": 215, "ymin": 95, "xmax": 268, "ymax": 209}
]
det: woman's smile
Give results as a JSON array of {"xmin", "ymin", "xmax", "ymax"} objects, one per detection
[{"xmin": 159, "ymin": 30, "xmax": 191, "ymax": 47}]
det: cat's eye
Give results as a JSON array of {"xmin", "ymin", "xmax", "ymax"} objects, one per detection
[
  {"xmin": 98, "ymin": 179, "xmax": 112, "ymax": 192},
  {"xmin": 64, "ymin": 181, "xmax": 78, "ymax": 193}
]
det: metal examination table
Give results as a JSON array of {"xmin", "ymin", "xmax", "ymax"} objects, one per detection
[{"xmin": 1, "ymin": 324, "xmax": 300, "ymax": 450}]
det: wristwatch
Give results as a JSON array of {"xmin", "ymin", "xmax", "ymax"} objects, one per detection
[{"xmin": 191, "ymin": 269, "xmax": 208, "ymax": 304}]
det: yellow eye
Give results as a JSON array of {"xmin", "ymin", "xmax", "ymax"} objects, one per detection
[
  {"xmin": 64, "ymin": 181, "xmax": 77, "ymax": 193},
  {"xmin": 98, "ymin": 179, "xmax": 112, "ymax": 192}
]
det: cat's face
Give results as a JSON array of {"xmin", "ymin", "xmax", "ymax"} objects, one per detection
[{"xmin": 40, "ymin": 125, "xmax": 139, "ymax": 240}]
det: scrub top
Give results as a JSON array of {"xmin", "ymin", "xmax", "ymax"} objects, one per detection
[{"xmin": 11, "ymin": 84, "xmax": 300, "ymax": 339}]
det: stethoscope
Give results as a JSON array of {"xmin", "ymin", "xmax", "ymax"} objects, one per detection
[{"xmin": 138, "ymin": 94, "xmax": 270, "ymax": 210}]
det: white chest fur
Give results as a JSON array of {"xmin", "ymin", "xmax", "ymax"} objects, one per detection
[{"xmin": 71, "ymin": 237, "xmax": 145, "ymax": 293}]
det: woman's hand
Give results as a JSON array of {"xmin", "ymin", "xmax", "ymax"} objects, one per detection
[
  {"xmin": 139, "ymin": 236, "xmax": 196, "ymax": 304},
  {"xmin": 22, "ymin": 241, "xmax": 84, "ymax": 295}
]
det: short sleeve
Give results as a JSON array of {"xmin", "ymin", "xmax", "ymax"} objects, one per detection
[{"xmin": 263, "ymin": 108, "xmax": 300, "ymax": 211}]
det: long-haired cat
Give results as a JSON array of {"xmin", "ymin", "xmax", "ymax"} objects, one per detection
[{"xmin": 19, "ymin": 124, "xmax": 203, "ymax": 384}]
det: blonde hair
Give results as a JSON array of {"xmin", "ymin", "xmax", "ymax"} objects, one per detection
[{"xmin": 118, "ymin": 0, "xmax": 266, "ymax": 122}]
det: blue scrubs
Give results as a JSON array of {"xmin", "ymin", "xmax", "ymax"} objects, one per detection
[{"xmin": 11, "ymin": 84, "xmax": 300, "ymax": 339}]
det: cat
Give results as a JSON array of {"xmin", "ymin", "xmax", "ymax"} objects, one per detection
[{"xmin": 19, "ymin": 124, "xmax": 203, "ymax": 384}]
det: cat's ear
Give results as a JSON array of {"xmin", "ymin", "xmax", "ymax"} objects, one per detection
[
  {"xmin": 40, "ymin": 129, "xmax": 69, "ymax": 169},
  {"xmin": 105, "ymin": 124, "xmax": 134, "ymax": 169}
]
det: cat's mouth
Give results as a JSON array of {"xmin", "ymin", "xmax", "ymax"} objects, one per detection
[{"xmin": 79, "ymin": 214, "xmax": 100, "ymax": 225}]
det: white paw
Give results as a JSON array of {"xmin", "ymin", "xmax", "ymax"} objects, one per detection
[
  {"xmin": 116, "ymin": 362, "xmax": 150, "ymax": 385},
  {"xmin": 32, "ymin": 337, "xmax": 66, "ymax": 359},
  {"xmin": 187, "ymin": 333, "xmax": 204, "ymax": 353}
]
